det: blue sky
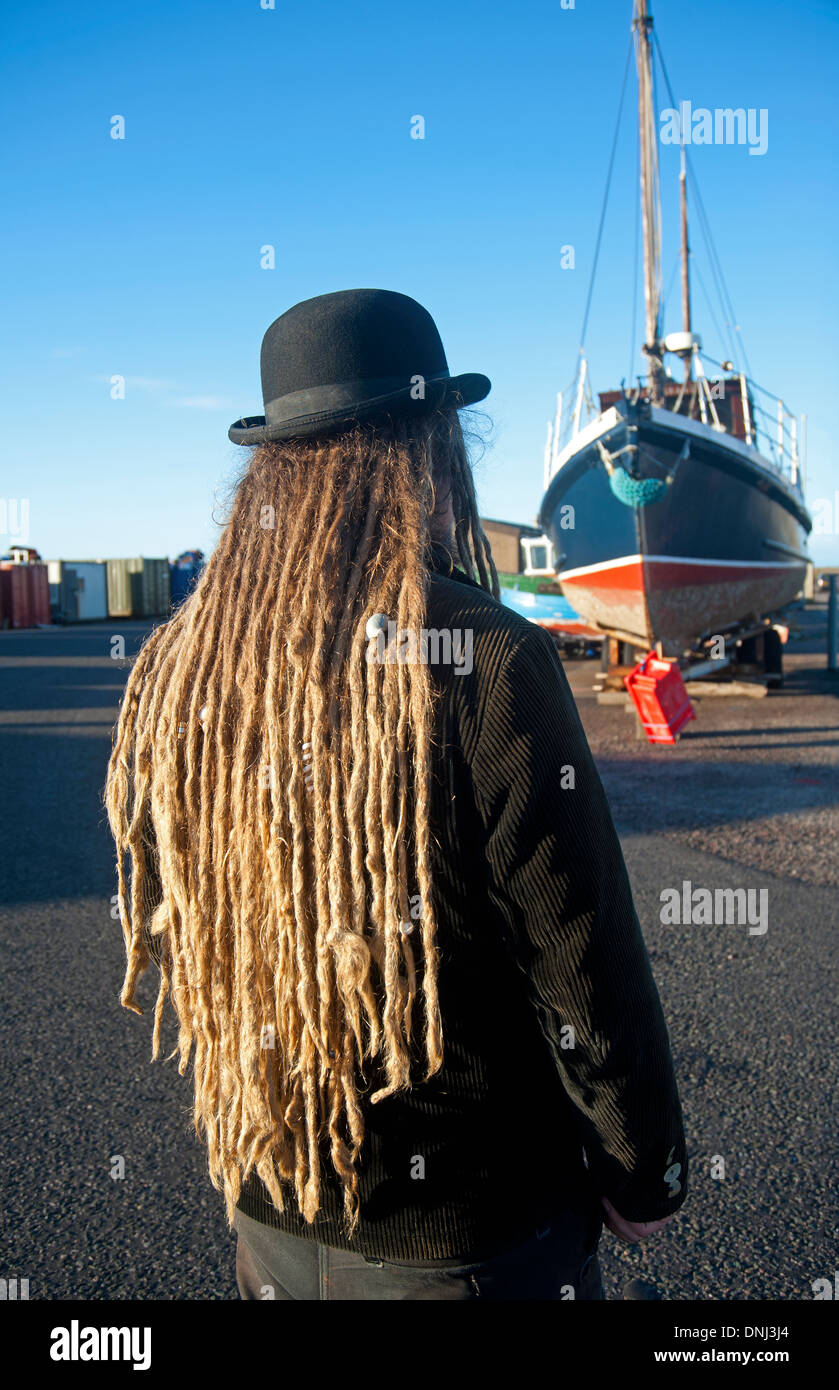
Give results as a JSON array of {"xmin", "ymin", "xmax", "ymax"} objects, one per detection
[{"xmin": 3, "ymin": 0, "xmax": 838, "ymax": 563}]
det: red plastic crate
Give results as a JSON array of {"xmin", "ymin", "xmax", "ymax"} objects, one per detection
[{"xmin": 624, "ymin": 653, "xmax": 696, "ymax": 745}]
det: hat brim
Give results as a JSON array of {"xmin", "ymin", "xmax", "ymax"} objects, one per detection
[{"xmin": 228, "ymin": 372, "xmax": 491, "ymax": 445}]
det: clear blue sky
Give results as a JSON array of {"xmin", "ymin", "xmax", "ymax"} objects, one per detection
[{"xmin": 3, "ymin": 0, "xmax": 838, "ymax": 563}]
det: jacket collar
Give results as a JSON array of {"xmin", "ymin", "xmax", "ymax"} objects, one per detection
[{"xmin": 426, "ymin": 541, "xmax": 485, "ymax": 591}]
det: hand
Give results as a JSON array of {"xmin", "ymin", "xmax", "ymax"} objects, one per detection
[{"xmin": 600, "ymin": 1196, "xmax": 675, "ymax": 1244}]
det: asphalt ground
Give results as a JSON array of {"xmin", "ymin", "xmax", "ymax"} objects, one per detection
[{"xmin": 1, "ymin": 603, "xmax": 836, "ymax": 1301}]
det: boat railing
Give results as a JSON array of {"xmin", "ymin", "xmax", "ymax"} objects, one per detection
[
  {"xmin": 545, "ymin": 355, "xmax": 806, "ymax": 496},
  {"xmin": 699, "ymin": 353, "xmax": 806, "ymax": 494},
  {"xmin": 544, "ymin": 357, "xmax": 601, "ymax": 488}
]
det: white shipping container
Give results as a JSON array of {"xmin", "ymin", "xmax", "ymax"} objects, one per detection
[
  {"xmin": 74, "ymin": 562, "xmax": 108, "ymax": 620},
  {"xmin": 47, "ymin": 560, "xmax": 62, "ymax": 618},
  {"xmin": 46, "ymin": 560, "xmax": 108, "ymax": 622}
]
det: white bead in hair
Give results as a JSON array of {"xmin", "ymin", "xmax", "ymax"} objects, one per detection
[{"xmin": 301, "ymin": 740, "xmax": 314, "ymax": 791}]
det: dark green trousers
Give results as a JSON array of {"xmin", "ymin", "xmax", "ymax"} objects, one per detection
[{"xmin": 234, "ymin": 1197, "xmax": 605, "ymax": 1301}]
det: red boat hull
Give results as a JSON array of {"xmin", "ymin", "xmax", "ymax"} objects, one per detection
[{"xmin": 560, "ymin": 554, "xmax": 805, "ymax": 651}]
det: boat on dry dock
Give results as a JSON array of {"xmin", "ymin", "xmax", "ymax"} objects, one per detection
[{"xmin": 538, "ymin": 0, "xmax": 812, "ymax": 659}]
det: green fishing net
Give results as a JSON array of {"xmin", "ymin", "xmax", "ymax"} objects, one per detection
[{"xmin": 608, "ymin": 469, "xmax": 669, "ymax": 507}]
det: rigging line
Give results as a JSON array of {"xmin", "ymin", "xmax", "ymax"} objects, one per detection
[
  {"xmin": 628, "ymin": 113, "xmax": 641, "ymax": 385},
  {"xmin": 691, "ymin": 177, "xmax": 754, "ymax": 378},
  {"xmin": 701, "ymin": 352, "xmax": 790, "ymax": 411},
  {"xmin": 652, "ymin": 30, "xmax": 754, "ymax": 379},
  {"xmin": 577, "ymin": 31, "xmax": 635, "ymax": 355},
  {"xmin": 700, "ymin": 348, "xmax": 784, "ymax": 415},
  {"xmin": 655, "ymin": 41, "xmax": 752, "ymax": 379},
  {"xmin": 660, "ymin": 249, "xmax": 681, "ymax": 322},
  {"xmin": 688, "ymin": 174, "xmax": 742, "ymax": 367},
  {"xmin": 692, "ymin": 260, "xmax": 730, "ymax": 362},
  {"xmin": 690, "ymin": 174, "xmax": 739, "ymax": 365},
  {"xmin": 650, "ymin": 31, "xmax": 737, "ymax": 364}
]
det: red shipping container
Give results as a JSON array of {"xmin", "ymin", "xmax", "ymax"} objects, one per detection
[
  {"xmin": 624, "ymin": 653, "xmax": 696, "ymax": 745},
  {"xmin": 27, "ymin": 563, "xmax": 50, "ymax": 625},
  {"xmin": 0, "ymin": 563, "xmax": 31, "ymax": 629},
  {"xmin": 0, "ymin": 562, "xmax": 50, "ymax": 627},
  {"xmin": 2, "ymin": 567, "xmax": 14, "ymax": 627},
  {"xmin": 16, "ymin": 565, "xmax": 32, "ymax": 627}
]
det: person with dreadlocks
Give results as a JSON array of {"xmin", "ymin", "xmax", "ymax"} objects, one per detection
[{"xmin": 105, "ymin": 289, "xmax": 688, "ymax": 1301}]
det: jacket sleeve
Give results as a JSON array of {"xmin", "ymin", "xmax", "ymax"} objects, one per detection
[{"xmin": 470, "ymin": 622, "xmax": 688, "ymax": 1222}]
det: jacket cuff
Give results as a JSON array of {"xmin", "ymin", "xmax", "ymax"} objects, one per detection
[{"xmin": 592, "ymin": 1142, "xmax": 689, "ymax": 1224}]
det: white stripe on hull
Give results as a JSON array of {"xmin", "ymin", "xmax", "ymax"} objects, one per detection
[{"xmin": 560, "ymin": 554, "xmax": 804, "ymax": 583}]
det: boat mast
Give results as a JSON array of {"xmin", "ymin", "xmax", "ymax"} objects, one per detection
[
  {"xmin": 679, "ymin": 148, "xmax": 692, "ymax": 380},
  {"xmin": 632, "ymin": 0, "xmax": 666, "ymax": 403}
]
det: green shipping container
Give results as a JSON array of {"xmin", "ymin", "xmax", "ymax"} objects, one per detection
[
  {"xmin": 106, "ymin": 558, "xmax": 171, "ymax": 618},
  {"xmin": 106, "ymin": 558, "xmax": 132, "ymax": 617},
  {"xmin": 129, "ymin": 557, "xmax": 171, "ymax": 617}
]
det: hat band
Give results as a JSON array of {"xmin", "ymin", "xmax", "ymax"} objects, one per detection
[{"xmin": 263, "ymin": 371, "xmax": 451, "ymax": 426}]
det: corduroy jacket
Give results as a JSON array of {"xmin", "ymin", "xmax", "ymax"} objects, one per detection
[{"xmin": 138, "ymin": 546, "xmax": 688, "ymax": 1264}]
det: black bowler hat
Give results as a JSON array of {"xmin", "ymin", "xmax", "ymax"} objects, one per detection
[{"xmin": 228, "ymin": 288, "xmax": 491, "ymax": 445}]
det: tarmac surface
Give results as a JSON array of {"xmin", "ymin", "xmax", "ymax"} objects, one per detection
[{"xmin": 1, "ymin": 601, "xmax": 836, "ymax": 1301}]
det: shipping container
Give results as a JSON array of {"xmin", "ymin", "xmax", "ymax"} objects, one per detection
[
  {"xmin": 169, "ymin": 564, "xmax": 192, "ymax": 608},
  {"xmin": 170, "ymin": 550, "xmax": 205, "ymax": 609},
  {"xmin": 2, "ymin": 562, "xmax": 49, "ymax": 628},
  {"xmin": 0, "ymin": 564, "xmax": 27, "ymax": 628},
  {"xmin": 47, "ymin": 560, "xmax": 62, "ymax": 618},
  {"xmin": 129, "ymin": 557, "xmax": 171, "ymax": 617},
  {"xmin": 47, "ymin": 560, "xmax": 108, "ymax": 623},
  {"xmin": 105, "ymin": 557, "xmax": 171, "ymax": 618},
  {"xmin": 28, "ymin": 563, "xmax": 50, "ymax": 625},
  {"xmin": 105, "ymin": 558, "xmax": 133, "ymax": 617},
  {"xmin": 0, "ymin": 562, "xmax": 32, "ymax": 628}
]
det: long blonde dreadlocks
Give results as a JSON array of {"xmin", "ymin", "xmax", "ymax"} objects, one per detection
[{"xmin": 104, "ymin": 406, "xmax": 498, "ymax": 1235}]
